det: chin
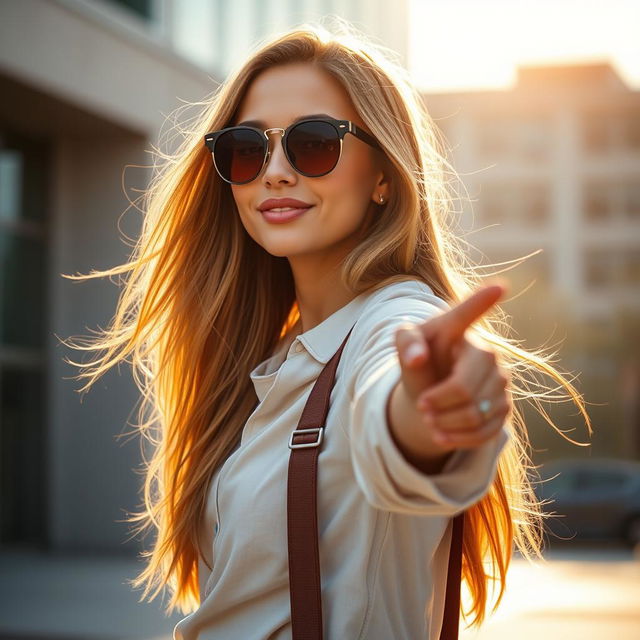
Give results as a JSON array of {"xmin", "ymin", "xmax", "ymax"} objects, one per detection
[{"xmin": 260, "ymin": 239, "xmax": 320, "ymax": 259}]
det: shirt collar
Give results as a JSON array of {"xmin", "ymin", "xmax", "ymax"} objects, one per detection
[
  {"xmin": 248, "ymin": 290, "xmax": 373, "ymax": 402},
  {"xmin": 283, "ymin": 278, "xmax": 440, "ymax": 364},
  {"xmin": 252, "ymin": 279, "xmax": 436, "ymax": 379}
]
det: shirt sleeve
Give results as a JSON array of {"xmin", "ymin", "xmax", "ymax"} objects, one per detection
[{"xmin": 345, "ymin": 289, "xmax": 511, "ymax": 516}]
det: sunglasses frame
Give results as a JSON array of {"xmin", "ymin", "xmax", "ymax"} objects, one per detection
[{"xmin": 203, "ymin": 116, "xmax": 383, "ymax": 185}]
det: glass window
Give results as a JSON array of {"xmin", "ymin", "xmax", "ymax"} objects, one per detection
[
  {"xmin": 624, "ymin": 116, "xmax": 640, "ymax": 151},
  {"xmin": 584, "ymin": 181, "xmax": 640, "ymax": 224},
  {"xmin": 0, "ymin": 150, "xmax": 22, "ymax": 223},
  {"xmin": 103, "ymin": 0, "xmax": 153, "ymax": 20},
  {"xmin": 0, "ymin": 128, "xmax": 49, "ymax": 547},
  {"xmin": 622, "ymin": 248, "xmax": 640, "ymax": 285},
  {"xmin": 584, "ymin": 248, "xmax": 616, "ymax": 288},
  {"xmin": 519, "ymin": 117, "xmax": 552, "ymax": 162},
  {"xmin": 0, "ymin": 365, "xmax": 46, "ymax": 545},
  {"xmin": 581, "ymin": 112, "xmax": 616, "ymax": 154},
  {"xmin": 171, "ymin": 0, "xmax": 219, "ymax": 69},
  {"xmin": 480, "ymin": 182, "xmax": 549, "ymax": 226},
  {"xmin": 584, "ymin": 245, "xmax": 639, "ymax": 289},
  {"xmin": 0, "ymin": 143, "xmax": 47, "ymax": 223},
  {"xmin": 584, "ymin": 183, "xmax": 612, "ymax": 222},
  {"xmin": 476, "ymin": 114, "xmax": 551, "ymax": 162},
  {"xmin": 0, "ymin": 230, "xmax": 46, "ymax": 348},
  {"xmin": 625, "ymin": 183, "xmax": 640, "ymax": 220},
  {"xmin": 522, "ymin": 183, "xmax": 550, "ymax": 225}
]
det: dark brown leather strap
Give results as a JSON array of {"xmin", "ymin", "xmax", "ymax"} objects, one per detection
[
  {"xmin": 440, "ymin": 511, "xmax": 464, "ymax": 639},
  {"xmin": 287, "ymin": 323, "xmax": 463, "ymax": 639}
]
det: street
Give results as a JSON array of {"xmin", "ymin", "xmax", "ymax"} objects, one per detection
[
  {"xmin": 460, "ymin": 544, "xmax": 640, "ymax": 640},
  {"xmin": 0, "ymin": 544, "xmax": 638, "ymax": 639}
]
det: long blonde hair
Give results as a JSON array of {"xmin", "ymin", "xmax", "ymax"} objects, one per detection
[{"xmin": 61, "ymin": 18, "xmax": 591, "ymax": 631}]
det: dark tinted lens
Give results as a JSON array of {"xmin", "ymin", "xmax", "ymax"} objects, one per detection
[
  {"xmin": 214, "ymin": 128, "xmax": 265, "ymax": 183},
  {"xmin": 287, "ymin": 121, "xmax": 340, "ymax": 176}
]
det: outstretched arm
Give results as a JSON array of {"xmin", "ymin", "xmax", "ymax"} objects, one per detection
[{"xmin": 387, "ymin": 283, "xmax": 512, "ymax": 475}]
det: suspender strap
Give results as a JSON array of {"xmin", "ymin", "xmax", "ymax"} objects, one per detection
[
  {"xmin": 440, "ymin": 511, "xmax": 464, "ymax": 639},
  {"xmin": 286, "ymin": 323, "xmax": 463, "ymax": 639}
]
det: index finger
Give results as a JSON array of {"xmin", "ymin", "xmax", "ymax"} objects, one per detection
[{"xmin": 439, "ymin": 282, "xmax": 507, "ymax": 342}]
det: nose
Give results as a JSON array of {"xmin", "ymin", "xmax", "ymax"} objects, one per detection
[{"xmin": 261, "ymin": 128, "xmax": 296, "ymax": 185}]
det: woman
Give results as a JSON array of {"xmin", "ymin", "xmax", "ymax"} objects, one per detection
[{"xmin": 63, "ymin": 19, "xmax": 591, "ymax": 640}]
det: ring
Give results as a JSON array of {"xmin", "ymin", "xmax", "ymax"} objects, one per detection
[{"xmin": 477, "ymin": 398, "xmax": 492, "ymax": 421}]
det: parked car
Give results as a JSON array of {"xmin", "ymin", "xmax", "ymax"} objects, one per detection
[{"xmin": 533, "ymin": 457, "xmax": 640, "ymax": 547}]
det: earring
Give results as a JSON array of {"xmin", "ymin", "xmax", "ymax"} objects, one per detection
[{"xmin": 379, "ymin": 194, "xmax": 384, "ymax": 204}]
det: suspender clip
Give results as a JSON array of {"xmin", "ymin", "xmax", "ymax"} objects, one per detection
[{"xmin": 288, "ymin": 427, "xmax": 324, "ymax": 449}]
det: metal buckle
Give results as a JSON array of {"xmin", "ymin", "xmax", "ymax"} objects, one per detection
[{"xmin": 288, "ymin": 427, "xmax": 324, "ymax": 449}]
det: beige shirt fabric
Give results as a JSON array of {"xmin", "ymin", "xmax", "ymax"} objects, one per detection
[{"xmin": 173, "ymin": 278, "xmax": 511, "ymax": 640}]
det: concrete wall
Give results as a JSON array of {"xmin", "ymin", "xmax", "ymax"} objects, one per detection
[{"xmin": 0, "ymin": 0, "xmax": 217, "ymax": 552}]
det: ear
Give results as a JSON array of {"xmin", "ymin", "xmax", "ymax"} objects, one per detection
[{"xmin": 371, "ymin": 163, "xmax": 391, "ymax": 206}]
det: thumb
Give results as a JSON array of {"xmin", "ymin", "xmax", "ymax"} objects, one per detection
[{"xmin": 395, "ymin": 323, "xmax": 438, "ymax": 402}]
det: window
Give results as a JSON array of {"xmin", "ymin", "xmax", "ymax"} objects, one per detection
[
  {"xmin": 0, "ymin": 129, "xmax": 49, "ymax": 547},
  {"xmin": 582, "ymin": 111, "xmax": 618, "ymax": 153},
  {"xmin": 584, "ymin": 181, "xmax": 640, "ymax": 223},
  {"xmin": 584, "ymin": 247, "xmax": 640, "ymax": 289},
  {"xmin": 584, "ymin": 248, "xmax": 616, "ymax": 288},
  {"xmin": 523, "ymin": 183, "xmax": 550, "ymax": 225},
  {"xmin": 583, "ymin": 113, "xmax": 609, "ymax": 153},
  {"xmin": 103, "ymin": 0, "xmax": 153, "ymax": 21},
  {"xmin": 624, "ymin": 115, "xmax": 640, "ymax": 151},
  {"xmin": 622, "ymin": 248, "xmax": 640, "ymax": 285},
  {"xmin": 476, "ymin": 114, "xmax": 551, "ymax": 162},
  {"xmin": 584, "ymin": 183, "xmax": 612, "ymax": 223},
  {"xmin": 581, "ymin": 110, "xmax": 640, "ymax": 154},
  {"xmin": 480, "ymin": 182, "xmax": 550, "ymax": 226},
  {"xmin": 625, "ymin": 183, "xmax": 640, "ymax": 221}
]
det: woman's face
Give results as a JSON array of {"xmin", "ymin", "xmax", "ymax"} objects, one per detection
[{"xmin": 230, "ymin": 62, "xmax": 389, "ymax": 263}]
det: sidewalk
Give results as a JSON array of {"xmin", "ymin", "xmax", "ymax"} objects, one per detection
[
  {"xmin": 460, "ymin": 543, "xmax": 640, "ymax": 640},
  {"xmin": 0, "ymin": 548, "xmax": 181, "ymax": 640},
  {"xmin": 1, "ymin": 544, "xmax": 638, "ymax": 639}
]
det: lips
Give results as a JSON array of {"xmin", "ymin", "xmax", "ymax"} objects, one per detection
[{"xmin": 257, "ymin": 197, "xmax": 313, "ymax": 212}]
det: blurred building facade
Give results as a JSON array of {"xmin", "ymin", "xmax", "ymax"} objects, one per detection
[
  {"xmin": 0, "ymin": 0, "xmax": 409, "ymax": 556},
  {"xmin": 424, "ymin": 61, "xmax": 640, "ymax": 322},
  {"xmin": 169, "ymin": 0, "xmax": 410, "ymax": 73},
  {"xmin": 422, "ymin": 62, "xmax": 640, "ymax": 459}
]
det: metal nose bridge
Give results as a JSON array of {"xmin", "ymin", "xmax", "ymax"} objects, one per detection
[
  {"xmin": 262, "ymin": 127, "xmax": 287, "ymax": 165},
  {"xmin": 264, "ymin": 127, "xmax": 286, "ymax": 150}
]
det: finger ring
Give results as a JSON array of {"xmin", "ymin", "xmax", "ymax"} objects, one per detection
[{"xmin": 477, "ymin": 398, "xmax": 492, "ymax": 421}]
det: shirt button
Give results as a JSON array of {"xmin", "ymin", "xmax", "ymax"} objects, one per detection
[{"xmin": 295, "ymin": 342, "xmax": 304, "ymax": 353}]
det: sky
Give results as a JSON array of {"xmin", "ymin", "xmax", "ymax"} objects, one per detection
[{"xmin": 408, "ymin": 0, "xmax": 640, "ymax": 93}]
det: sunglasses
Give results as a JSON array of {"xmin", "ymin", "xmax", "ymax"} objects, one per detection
[{"xmin": 203, "ymin": 116, "xmax": 383, "ymax": 185}]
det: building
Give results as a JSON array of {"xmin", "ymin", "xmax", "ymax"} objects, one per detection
[
  {"xmin": 422, "ymin": 61, "xmax": 640, "ymax": 325},
  {"xmin": 422, "ymin": 62, "xmax": 640, "ymax": 457},
  {"xmin": 0, "ymin": 0, "xmax": 409, "ymax": 556}
]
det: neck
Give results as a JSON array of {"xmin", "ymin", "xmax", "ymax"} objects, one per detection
[{"xmin": 289, "ymin": 260, "xmax": 355, "ymax": 334}]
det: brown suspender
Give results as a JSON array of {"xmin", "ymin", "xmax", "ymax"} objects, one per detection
[{"xmin": 286, "ymin": 324, "xmax": 463, "ymax": 639}]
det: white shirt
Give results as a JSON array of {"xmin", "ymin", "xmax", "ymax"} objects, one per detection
[{"xmin": 173, "ymin": 278, "xmax": 511, "ymax": 640}]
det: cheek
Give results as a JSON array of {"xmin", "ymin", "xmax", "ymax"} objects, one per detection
[
  {"xmin": 230, "ymin": 185, "xmax": 258, "ymax": 230},
  {"xmin": 230, "ymin": 184, "xmax": 251, "ymax": 209},
  {"xmin": 320, "ymin": 151, "xmax": 377, "ymax": 215}
]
